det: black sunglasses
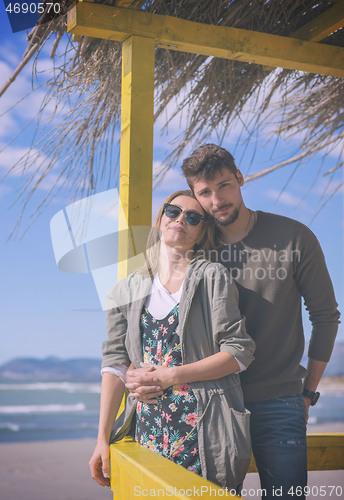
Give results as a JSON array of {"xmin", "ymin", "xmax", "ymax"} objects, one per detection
[{"xmin": 163, "ymin": 203, "xmax": 207, "ymax": 226}]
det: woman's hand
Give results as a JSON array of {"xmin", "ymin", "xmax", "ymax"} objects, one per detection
[
  {"xmin": 146, "ymin": 365, "xmax": 177, "ymax": 390},
  {"xmin": 89, "ymin": 440, "xmax": 110, "ymax": 487},
  {"xmin": 126, "ymin": 364, "xmax": 177, "ymax": 402}
]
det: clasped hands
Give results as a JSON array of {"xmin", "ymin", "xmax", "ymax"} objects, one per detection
[{"xmin": 125, "ymin": 363, "xmax": 176, "ymax": 403}]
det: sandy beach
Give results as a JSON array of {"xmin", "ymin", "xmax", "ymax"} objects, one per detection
[
  {"xmin": 0, "ymin": 425, "xmax": 343, "ymax": 500},
  {"xmin": 0, "ymin": 438, "xmax": 112, "ymax": 500}
]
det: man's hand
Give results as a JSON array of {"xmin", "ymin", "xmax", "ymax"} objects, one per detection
[
  {"xmin": 303, "ymin": 397, "xmax": 311, "ymax": 424},
  {"xmin": 303, "ymin": 358, "xmax": 327, "ymax": 425}
]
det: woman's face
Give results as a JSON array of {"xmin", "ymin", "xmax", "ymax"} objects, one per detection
[{"xmin": 159, "ymin": 195, "xmax": 205, "ymax": 253}]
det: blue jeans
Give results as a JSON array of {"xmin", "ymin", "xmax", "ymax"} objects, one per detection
[{"xmin": 246, "ymin": 394, "xmax": 307, "ymax": 500}]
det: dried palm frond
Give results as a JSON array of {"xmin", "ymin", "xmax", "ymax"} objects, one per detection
[{"xmin": 1, "ymin": 0, "xmax": 343, "ymax": 220}]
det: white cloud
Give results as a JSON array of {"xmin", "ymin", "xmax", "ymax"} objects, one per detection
[
  {"xmin": 266, "ymin": 189, "xmax": 311, "ymax": 210},
  {"xmin": 315, "ymin": 178, "xmax": 344, "ymax": 198},
  {"xmin": 23, "ymin": 57, "xmax": 56, "ymax": 78},
  {"xmin": 0, "ymin": 40, "xmax": 69, "ymax": 142},
  {"xmin": 323, "ymin": 141, "xmax": 344, "ymax": 162},
  {"xmin": 152, "ymin": 193, "xmax": 168, "ymax": 221},
  {"xmin": 0, "ymin": 144, "xmax": 66, "ymax": 194},
  {"xmin": 36, "ymin": 171, "xmax": 68, "ymax": 192},
  {"xmin": 0, "ymin": 144, "xmax": 46, "ymax": 175},
  {"xmin": 0, "ymin": 43, "xmax": 22, "ymax": 67},
  {"xmin": 0, "ymin": 113, "xmax": 17, "ymax": 138},
  {"xmin": 153, "ymin": 160, "xmax": 188, "ymax": 192},
  {"xmin": 0, "ymin": 60, "xmax": 13, "ymax": 82},
  {"xmin": 152, "ymin": 160, "xmax": 190, "ymax": 220}
]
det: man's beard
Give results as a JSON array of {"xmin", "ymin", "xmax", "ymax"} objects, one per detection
[{"xmin": 213, "ymin": 205, "xmax": 241, "ymax": 226}]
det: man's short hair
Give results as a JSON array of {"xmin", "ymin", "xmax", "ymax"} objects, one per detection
[{"xmin": 181, "ymin": 144, "xmax": 237, "ymax": 188}]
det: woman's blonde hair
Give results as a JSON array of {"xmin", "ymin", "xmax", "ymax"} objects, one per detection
[{"xmin": 141, "ymin": 190, "xmax": 215, "ymax": 276}]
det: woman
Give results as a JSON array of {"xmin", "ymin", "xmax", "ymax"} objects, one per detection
[{"xmin": 89, "ymin": 190, "xmax": 255, "ymax": 490}]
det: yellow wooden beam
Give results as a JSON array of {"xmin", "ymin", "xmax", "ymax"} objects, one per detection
[
  {"xmin": 110, "ymin": 434, "xmax": 344, "ymax": 499},
  {"xmin": 293, "ymin": 0, "xmax": 344, "ymax": 42},
  {"xmin": 67, "ymin": 2, "xmax": 344, "ymax": 78},
  {"xmin": 248, "ymin": 433, "xmax": 344, "ymax": 473},
  {"xmin": 117, "ymin": 35, "xmax": 155, "ymax": 280},
  {"xmin": 114, "ymin": 0, "xmax": 137, "ymax": 7},
  {"xmin": 306, "ymin": 433, "xmax": 344, "ymax": 471},
  {"xmin": 262, "ymin": 1, "xmax": 344, "ymax": 71},
  {"xmin": 110, "ymin": 437, "xmax": 241, "ymax": 499}
]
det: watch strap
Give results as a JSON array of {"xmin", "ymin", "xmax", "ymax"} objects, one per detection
[{"xmin": 303, "ymin": 388, "xmax": 320, "ymax": 406}]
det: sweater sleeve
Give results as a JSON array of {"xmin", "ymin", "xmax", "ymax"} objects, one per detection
[
  {"xmin": 101, "ymin": 284, "xmax": 131, "ymax": 369},
  {"xmin": 294, "ymin": 227, "xmax": 340, "ymax": 362},
  {"xmin": 210, "ymin": 264, "xmax": 255, "ymax": 368}
]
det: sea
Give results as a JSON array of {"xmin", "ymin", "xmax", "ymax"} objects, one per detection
[
  {"xmin": 0, "ymin": 381, "xmax": 101, "ymax": 443},
  {"xmin": 0, "ymin": 380, "xmax": 344, "ymax": 443}
]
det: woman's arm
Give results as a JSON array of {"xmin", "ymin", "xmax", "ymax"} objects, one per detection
[
  {"xmin": 127, "ymin": 352, "xmax": 239, "ymax": 397},
  {"xmin": 89, "ymin": 373, "xmax": 125, "ymax": 487}
]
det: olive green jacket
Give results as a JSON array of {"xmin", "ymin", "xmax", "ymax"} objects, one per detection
[{"xmin": 103, "ymin": 258, "xmax": 255, "ymax": 488}]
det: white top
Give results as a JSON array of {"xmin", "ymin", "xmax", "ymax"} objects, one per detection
[
  {"xmin": 101, "ymin": 275, "xmax": 245, "ymax": 380},
  {"xmin": 145, "ymin": 274, "xmax": 183, "ymax": 319}
]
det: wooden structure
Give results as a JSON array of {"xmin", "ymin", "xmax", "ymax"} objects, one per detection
[
  {"xmin": 67, "ymin": 0, "xmax": 344, "ymax": 278},
  {"xmin": 109, "ymin": 435, "xmax": 344, "ymax": 499},
  {"xmin": 66, "ymin": 2, "xmax": 344, "ymax": 498}
]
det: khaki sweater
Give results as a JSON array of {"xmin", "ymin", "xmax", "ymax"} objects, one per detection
[{"xmin": 216, "ymin": 211, "xmax": 340, "ymax": 403}]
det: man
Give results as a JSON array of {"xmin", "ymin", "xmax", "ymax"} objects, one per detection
[
  {"xmin": 180, "ymin": 144, "xmax": 340, "ymax": 498},
  {"xmin": 127, "ymin": 144, "xmax": 340, "ymax": 499}
]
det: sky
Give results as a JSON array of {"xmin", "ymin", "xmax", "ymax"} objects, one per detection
[{"xmin": 0, "ymin": 5, "xmax": 343, "ymax": 366}]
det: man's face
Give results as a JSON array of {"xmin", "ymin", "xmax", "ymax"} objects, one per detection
[{"xmin": 192, "ymin": 168, "xmax": 244, "ymax": 226}]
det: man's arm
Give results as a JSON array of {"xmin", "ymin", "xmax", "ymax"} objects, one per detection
[
  {"xmin": 126, "ymin": 352, "xmax": 240, "ymax": 401},
  {"xmin": 295, "ymin": 227, "xmax": 340, "ymax": 363},
  {"xmin": 294, "ymin": 227, "xmax": 340, "ymax": 423}
]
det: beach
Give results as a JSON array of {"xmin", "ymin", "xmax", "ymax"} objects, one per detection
[
  {"xmin": 0, "ymin": 438, "xmax": 111, "ymax": 500},
  {"xmin": 0, "ymin": 424, "xmax": 343, "ymax": 500}
]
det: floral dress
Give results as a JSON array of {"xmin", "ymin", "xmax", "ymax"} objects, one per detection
[{"xmin": 135, "ymin": 304, "xmax": 202, "ymax": 475}]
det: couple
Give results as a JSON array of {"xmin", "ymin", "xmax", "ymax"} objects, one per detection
[{"xmin": 90, "ymin": 144, "xmax": 340, "ymax": 499}]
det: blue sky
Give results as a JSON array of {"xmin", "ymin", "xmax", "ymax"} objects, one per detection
[{"xmin": 0, "ymin": 6, "xmax": 343, "ymax": 365}]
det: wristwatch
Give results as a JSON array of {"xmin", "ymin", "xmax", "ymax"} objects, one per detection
[{"xmin": 303, "ymin": 388, "xmax": 320, "ymax": 406}]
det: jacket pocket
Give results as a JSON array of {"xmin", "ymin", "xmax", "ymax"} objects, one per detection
[
  {"xmin": 227, "ymin": 407, "xmax": 251, "ymax": 485},
  {"xmin": 200, "ymin": 388, "xmax": 251, "ymax": 489}
]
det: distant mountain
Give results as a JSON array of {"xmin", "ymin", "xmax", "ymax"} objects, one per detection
[
  {"xmin": 0, "ymin": 356, "xmax": 102, "ymax": 381},
  {"xmin": 0, "ymin": 342, "xmax": 342, "ymax": 381},
  {"xmin": 301, "ymin": 342, "xmax": 344, "ymax": 376}
]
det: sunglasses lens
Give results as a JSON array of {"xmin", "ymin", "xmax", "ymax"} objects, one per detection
[
  {"xmin": 164, "ymin": 205, "xmax": 182, "ymax": 219},
  {"xmin": 186, "ymin": 212, "xmax": 203, "ymax": 226},
  {"xmin": 164, "ymin": 204, "xmax": 203, "ymax": 226}
]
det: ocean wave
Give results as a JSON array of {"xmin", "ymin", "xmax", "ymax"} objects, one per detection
[
  {"xmin": 0, "ymin": 422, "xmax": 20, "ymax": 431},
  {"xmin": 0, "ymin": 403, "xmax": 86, "ymax": 414},
  {"xmin": 0, "ymin": 382, "xmax": 100, "ymax": 393}
]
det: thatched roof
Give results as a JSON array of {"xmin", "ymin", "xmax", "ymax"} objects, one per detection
[{"xmin": 1, "ymin": 0, "xmax": 344, "ymax": 218}]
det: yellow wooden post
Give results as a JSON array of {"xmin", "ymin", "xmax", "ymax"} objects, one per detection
[{"xmin": 117, "ymin": 35, "xmax": 155, "ymax": 280}]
